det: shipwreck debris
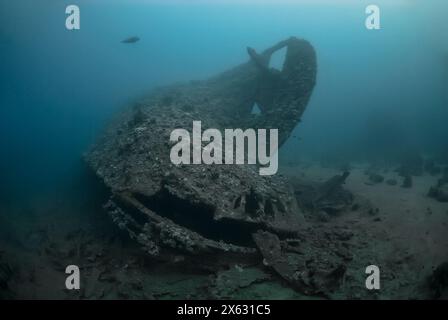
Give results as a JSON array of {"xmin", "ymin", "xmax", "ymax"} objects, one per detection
[
  {"xmin": 368, "ymin": 173, "xmax": 384, "ymax": 184},
  {"xmin": 292, "ymin": 171, "xmax": 353, "ymax": 218},
  {"xmin": 428, "ymin": 262, "xmax": 448, "ymax": 299},
  {"xmin": 428, "ymin": 171, "xmax": 448, "ymax": 202},
  {"xmin": 424, "ymin": 159, "xmax": 442, "ymax": 176},
  {"xmin": 252, "ymin": 230, "xmax": 347, "ymax": 297},
  {"xmin": 0, "ymin": 252, "xmax": 14, "ymax": 299},
  {"xmin": 401, "ymin": 174, "xmax": 413, "ymax": 189}
]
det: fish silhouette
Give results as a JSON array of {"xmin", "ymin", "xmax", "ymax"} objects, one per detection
[{"xmin": 121, "ymin": 36, "xmax": 140, "ymax": 44}]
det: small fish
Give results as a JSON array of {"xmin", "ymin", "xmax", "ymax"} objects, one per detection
[{"xmin": 121, "ymin": 36, "xmax": 140, "ymax": 44}]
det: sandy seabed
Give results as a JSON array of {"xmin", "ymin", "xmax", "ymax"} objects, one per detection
[{"xmin": 0, "ymin": 163, "xmax": 447, "ymax": 299}]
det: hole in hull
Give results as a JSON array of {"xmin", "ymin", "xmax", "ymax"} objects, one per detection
[
  {"xmin": 251, "ymin": 102, "xmax": 262, "ymax": 115},
  {"xmin": 269, "ymin": 46, "xmax": 287, "ymax": 71},
  {"xmin": 134, "ymin": 188, "xmax": 259, "ymax": 247}
]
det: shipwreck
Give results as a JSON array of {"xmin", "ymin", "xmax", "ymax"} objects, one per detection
[{"xmin": 85, "ymin": 37, "xmax": 357, "ymax": 295}]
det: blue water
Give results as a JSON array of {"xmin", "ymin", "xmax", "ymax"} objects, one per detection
[{"xmin": 1, "ymin": 0, "xmax": 447, "ymax": 203}]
